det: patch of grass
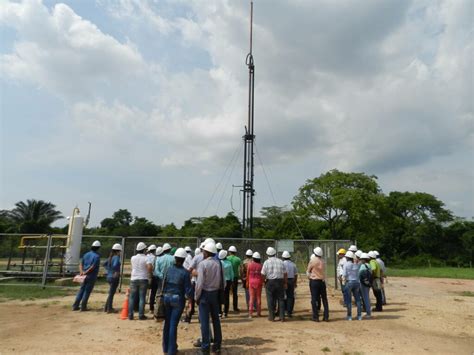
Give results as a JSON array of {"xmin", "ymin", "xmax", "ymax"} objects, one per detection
[
  {"xmin": 321, "ymin": 347, "xmax": 331, "ymax": 353},
  {"xmin": 388, "ymin": 267, "xmax": 474, "ymax": 279},
  {"xmin": 459, "ymin": 291, "xmax": 474, "ymax": 297},
  {"xmin": 0, "ymin": 285, "xmax": 73, "ymax": 301}
]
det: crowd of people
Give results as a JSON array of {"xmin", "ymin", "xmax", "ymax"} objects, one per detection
[{"xmin": 72, "ymin": 239, "xmax": 387, "ymax": 354}]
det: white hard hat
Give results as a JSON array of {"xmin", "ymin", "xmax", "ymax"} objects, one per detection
[
  {"xmin": 368, "ymin": 251, "xmax": 377, "ymax": 259},
  {"xmin": 136, "ymin": 242, "xmax": 147, "ymax": 251},
  {"xmin": 345, "ymin": 250, "xmax": 355, "ymax": 259},
  {"xmin": 355, "ymin": 250, "xmax": 363, "ymax": 258},
  {"xmin": 228, "ymin": 246, "xmax": 237, "ymax": 253},
  {"xmin": 374, "ymin": 250, "xmax": 380, "ymax": 257},
  {"xmin": 203, "ymin": 242, "xmax": 217, "ymax": 254},
  {"xmin": 185, "ymin": 246, "xmax": 192, "ymax": 252},
  {"xmin": 266, "ymin": 247, "xmax": 276, "ymax": 256},
  {"xmin": 361, "ymin": 252, "xmax": 370, "ymax": 260},
  {"xmin": 92, "ymin": 240, "xmax": 101, "ymax": 247},
  {"xmin": 162, "ymin": 243, "xmax": 172, "ymax": 251},
  {"xmin": 252, "ymin": 252, "xmax": 261, "ymax": 259},
  {"xmin": 282, "ymin": 251, "xmax": 291, "ymax": 259},
  {"xmin": 200, "ymin": 242, "xmax": 206, "ymax": 249},
  {"xmin": 204, "ymin": 238, "xmax": 215, "ymax": 245},
  {"xmin": 156, "ymin": 246, "xmax": 163, "ymax": 256},
  {"xmin": 174, "ymin": 248, "xmax": 187, "ymax": 259},
  {"xmin": 112, "ymin": 243, "xmax": 122, "ymax": 251},
  {"xmin": 245, "ymin": 249, "xmax": 253, "ymax": 256},
  {"xmin": 195, "ymin": 248, "xmax": 201, "ymax": 255},
  {"xmin": 147, "ymin": 244, "xmax": 157, "ymax": 252},
  {"xmin": 216, "ymin": 242, "xmax": 223, "ymax": 250},
  {"xmin": 348, "ymin": 245, "xmax": 357, "ymax": 252},
  {"xmin": 218, "ymin": 250, "xmax": 228, "ymax": 260},
  {"xmin": 313, "ymin": 247, "xmax": 323, "ymax": 257}
]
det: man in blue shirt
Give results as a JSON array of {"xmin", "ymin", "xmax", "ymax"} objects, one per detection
[{"xmin": 73, "ymin": 240, "xmax": 101, "ymax": 311}]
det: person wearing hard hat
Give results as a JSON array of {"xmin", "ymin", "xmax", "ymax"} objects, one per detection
[
  {"xmin": 195, "ymin": 242, "xmax": 224, "ymax": 354},
  {"xmin": 183, "ymin": 246, "xmax": 193, "ymax": 269},
  {"xmin": 261, "ymin": 246, "xmax": 288, "ymax": 322},
  {"xmin": 103, "ymin": 243, "xmax": 122, "ymax": 313},
  {"xmin": 240, "ymin": 249, "xmax": 253, "ymax": 312},
  {"xmin": 161, "ymin": 248, "xmax": 192, "ymax": 355},
  {"xmin": 129, "ymin": 242, "xmax": 152, "ymax": 320},
  {"xmin": 72, "ymin": 240, "xmax": 101, "ymax": 312},
  {"xmin": 355, "ymin": 250, "xmax": 363, "ymax": 263},
  {"xmin": 227, "ymin": 246, "xmax": 242, "ymax": 312},
  {"xmin": 147, "ymin": 245, "xmax": 158, "ymax": 314},
  {"xmin": 342, "ymin": 251, "xmax": 362, "ymax": 321},
  {"xmin": 337, "ymin": 248, "xmax": 349, "ymax": 307},
  {"xmin": 154, "ymin": 243, "xmax": 175, "ymax": 292},
  {"xmin": 369, "ymin": 251, "xmax": 383, "ymax": 312},
  {"xmin": 359, "ymin": 253, "xmax": 372, "ymax": 319},
  {"xmin": 306, "ymin": 247, "xmax": 329, "ymax": 322},
  {"xmin": 282, "ymin": 251, "xmax": 298, "ymax": 318},
  {"xmin": 374, "ymin": 251, "xmax": 387, "ymax": 305},
  {"xmin": 186, "ymin": 244, "xmax": 207, "ymax": 325},
  {"xmin": 246, "ymin": 251, "xmax": 263, "ymax": 318},
  {"xmin": 216, "ymin": 242, "xmax": 223, "ymax": 253},
  {"xmin": 219, "ymin": 250, "xmax": 234, "ymax": 318}
]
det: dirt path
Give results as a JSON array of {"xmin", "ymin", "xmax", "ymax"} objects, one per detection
[{"xmin": 1, "ymin": 277, "xmax": 473, "ymax": 354}]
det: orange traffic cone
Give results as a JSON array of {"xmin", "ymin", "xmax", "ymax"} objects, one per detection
[{"xmin": 119, "ymin": 288, "xmax": 130, "ymax": 320}]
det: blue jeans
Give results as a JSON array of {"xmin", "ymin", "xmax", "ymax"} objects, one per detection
[
  {"xmin": 345, "ymin": 281, "xmax": 362, "ymax": 318},
  {"xmin": 129, "ymin": 279, "xmax": 148, "ymax": 318},
  {"xmin": 341, "ymin": 282, "xmax": 351, "ymax": 307},
  {"xmin": 163, "ymin": 294, "xmax": 185, "ymax": 355},
  {"xmin": 73, "ymin": 276, "xmax": 96, "ymax": 310},
  {"xmin": 360, "ymin": 284, "xmax": 372, "ymax": 316},
  {"xmin": 105, "ymin": 277, "xmax": 119, "ymax": 311},
  {"xmin": 198, "ymin": 290, "xmax": 222, "ymax": 351}
]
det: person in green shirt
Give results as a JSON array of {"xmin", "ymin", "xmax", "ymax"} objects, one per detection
[
  {"xmin": 369, "ymin": 251, "xmax": 383, "ymax": 312},
  {"xmin": 227, "ymin": 246, "xmax": 242, "ymax": 312},
  {"xmin": 219, "ymin": 250, "xmax": 234, "ymax": 317}
]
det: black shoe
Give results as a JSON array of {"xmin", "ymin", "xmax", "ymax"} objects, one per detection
[
  {"xmin": 323, "ymin": 318, "xmax": 329, "ymax": 322},
  {"xmin": 72, "ymin": 307, "xmax": 80, "ymax": 311},
  {"xmin": 211, "ymin": 345, "xmax": 221, "ymax": 353},
  {"xmin": 80, "ymin": 308, "xmax": 89, "ymax": 312},
  {"xmin": 193, "ymin": 339, "xmax": 202, "ymax": 348},
  {"xmin": 138, "ymin": 315, "xmax": 148, "ymax": 320},
  {"xmin": 312, "ymin": 318, "xmax": 320, "ymax": 322}
]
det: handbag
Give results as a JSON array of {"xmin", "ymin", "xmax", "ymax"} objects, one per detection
[
  {"xmin": 73, "ymin": 275, "xmax": 86, "ymax": 284},
  {"xmin": 154, "ymin": 273, "xmax": 167, "ymax": 320}
]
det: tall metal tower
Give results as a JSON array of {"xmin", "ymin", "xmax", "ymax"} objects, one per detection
[{"xmin": 242, "ymin": 1, "xmax": 255, "ymax": 238}]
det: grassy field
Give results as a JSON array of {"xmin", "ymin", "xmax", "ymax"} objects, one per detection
[
  {"xmin": 388, "ymin": 267, "xmax": 474, "ymax": 279},
  {"xmin": 0, "ymin": 284, "xmax": 75, "ymax": 301}
]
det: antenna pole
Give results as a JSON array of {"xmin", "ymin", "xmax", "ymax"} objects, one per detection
[{"xmin": 242, "ymin": 1, "xmax": 255, "ymax": 238}]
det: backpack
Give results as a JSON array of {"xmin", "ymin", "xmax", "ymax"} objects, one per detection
[{"xmin": 359, "ymin": 264, "xmax": 373, "ymax": 287}]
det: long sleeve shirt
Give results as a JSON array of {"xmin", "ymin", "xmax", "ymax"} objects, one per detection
[
  {"xmin": 283, "ymin": 260, "xmax": 298, "ymax": 279},
  {"xmin": 195, "ymin": 257, "xmax": 224, "ymax": 301},
  {"xmin": 154, "ymin": 253, "xmax": 175, "ymax": 279},
  {"xmin": 163, "ymin": 265, "xmax": 193, "ymax": 299},
  {"xmin": 337, "ymin": 257, "xmax": 347, "ymax": 278},
  {"xmin": 306, "ymin": 257, "xmax": 325, "ymax": 280},
  {"xmin": 343, "ymin": 261, "xmax": 360, "ymax": 282},
  {"xmin": 104, "ymin": 255, "xmax": 121, "ymax": 279}
]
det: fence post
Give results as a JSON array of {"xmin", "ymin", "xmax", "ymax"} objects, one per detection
[
  {"xmin": 118, "ymin": 236, "xmax": 126, "ymax": 293},
  {"xmin": 41, "ymin": 234, "xmax": 53, "ymax": 289},
  {"xmin": 333, "ymin": 241, "xmax": 338, "ymax": 290}
]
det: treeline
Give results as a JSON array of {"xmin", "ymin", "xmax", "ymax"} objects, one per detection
[{"xmin": 1, "ymin": 170, "xmax": 472, "ymax": 267}]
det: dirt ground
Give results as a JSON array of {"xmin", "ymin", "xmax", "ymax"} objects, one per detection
[{"xmin": 1, "ymin": 277, "xmax": 473, "ymax": 354}]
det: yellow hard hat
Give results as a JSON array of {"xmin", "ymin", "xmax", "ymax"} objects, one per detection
[{"xmin": 337, "ymin": 248, "xmax": 346, "ymax": 255}]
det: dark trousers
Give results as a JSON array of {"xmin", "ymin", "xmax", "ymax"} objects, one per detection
[
  {"xmin": 265, "ymin": 279, "xmax": 285, "ymax": 321},
  {"xmin": 221, "ymin": 280, "xmax": 232, "ymax": 316},
  {"xmin": 372, "ymin": 278, "xmax": 383, "ymax": 311},
  {"xmin": 198, "ymin": 290, "xmax": 222, "ymax": 351},
  {"xmin": 309, "ymin": 279, "xmax": 329, "ymax": 321},
  {"xmin": 105, "ymin": 276, "xmax": 119, "ymax": 311},
  {"xmin": 284, "ymin": 278, "xmax": 295, "ymax": 315},
  {"xmin": 73, "ymin": 276, "xmax": 96, "ymax": 311},
  {"xmin": 149, "ymin": 276, "xmax": 159, "ymax": 311},
  {"xmin": 231, "ymin": 277, "xmax": 239, "ymax": 311}
]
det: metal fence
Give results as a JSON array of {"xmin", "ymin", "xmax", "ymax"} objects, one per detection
[{"xmin": 0, "ymin": 233, "xmax": 352, "ymax": 290}]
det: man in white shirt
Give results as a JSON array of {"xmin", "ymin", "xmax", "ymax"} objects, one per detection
[
  {"xmin": 129, "ymin": 242, "xmax": 153, "ymax": 320},
  {"xmin": 261, "ymin": 247, "xmax": 287, "ymax": 322},
  {"xmin": 146, "ymin": 245, "xmax": 158, "ymax": 313}
]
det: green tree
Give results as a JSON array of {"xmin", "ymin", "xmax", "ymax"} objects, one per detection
[{"xmin": 2, "ymin": 199, "xmax": 63, "ymax": 233}]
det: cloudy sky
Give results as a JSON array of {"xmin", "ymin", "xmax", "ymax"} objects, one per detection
[{"xmin": 1, "ymin": 0, "xmax": 473, "ymax": 227}]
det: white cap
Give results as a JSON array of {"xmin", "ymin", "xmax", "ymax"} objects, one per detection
[
  {"xmin": 313, "ymin": 247, "xmax": 323, "ymax": 257},
  {"xmin": 245, "ymin": 249, "xmax": 253, "ymax": 256},
  {"xmin": 228, "ymin": 246, "xmax": 237, "ymax": 253},
  {"xmin": 185, "ymin": 246, "xmax": 192, "ymax": 252},
  {"xmin": 162, "ymin": 243, "xmax": 172, "ymax": 251},
  {"xmin": 112, "ymin": 243, "xmax": 122, "ymax": 251},
  {"xmin": 203, "ymin": 242, "xmax": 217, "ymax": 254},
  {"xmin": 374, "ymin": 250, "xmax": 380, "ymax": 257},
  {"xmin": 361, "ymin": 252, "xmax": 370, "ymax": 260},
  {"xmin": 218, "ymin": 250, "xmax": 228, "ymax": 260},
  {"xmin": 195, "ymin": 248, "xmax": 201, "ymax": 255},
  {"xmin": 266, "ymin": 247, "xmax": 276, "ymax": 256},
  {"xmin": 136, "ymin": 242, "xmax": 147, "ymax": 251},
  {"xmin": 174, "ymin": 248, "xmax": 187, "ymax": 259},
  {"xmin": 216, "ymin": 242, "xmax": 223, "ymax": 250},
  {"xmin": 156, "ymin": 246, "xmax": 163, "ymax": 256},
  {"xmin": 92, "ymin": 240, "xmax": 101, "ymax": 247},
  {"xmin": 252, "ymin": 252, "xmax": 261, "ymax": 259},
  {"xmin": 282, "ymin": 251, "xmax": 291, "ymax": 258},
  {"xmin": 355, "ymin": 250, "xmax": 363, "ymax": 258},
  {"xmin": 147, "ymin": 244, "xmax": 157, "ymax": 252},
  {"xmin": 345, "ymin": 250, "xmax": 355, "ymax": 259},
  {"xmin": 204, "ymin": 238, "xmax": 215, "ymax": 245},
  {"xmin": 348, "ymin": 245, "xmax": 357, "ymax": 252},
  {"xmin": 368, "ymin": 251, "xmax": 377, "ymax": 259}
]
